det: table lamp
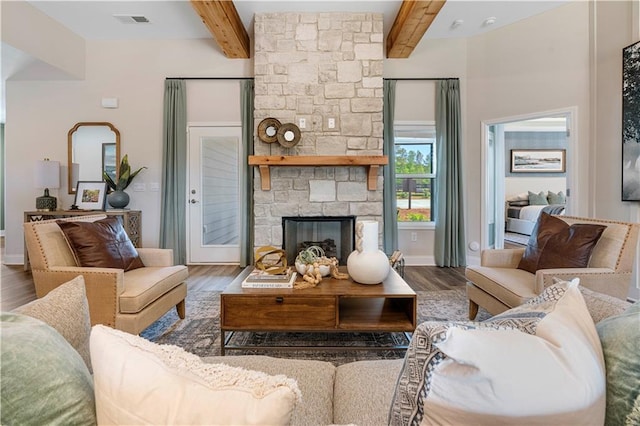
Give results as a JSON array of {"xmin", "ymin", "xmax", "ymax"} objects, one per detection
[{"xmin": 35, "ymin": 158, "xmax": 60, "ymax": 211}]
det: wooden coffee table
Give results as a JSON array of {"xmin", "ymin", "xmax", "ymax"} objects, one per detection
[{"xmin": 220, "ymin": 267, "xmax": 416, "ymax": 355}]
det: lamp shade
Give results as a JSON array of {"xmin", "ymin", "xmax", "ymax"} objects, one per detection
[
  {"xmin": 71, "ymin": 162, "xmax": 80, "ymax": 191},
  {"xmin": 35, "ymin": 160, "xmax": 60, "ymax": 189}
]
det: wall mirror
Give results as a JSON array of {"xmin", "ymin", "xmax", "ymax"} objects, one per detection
[{"xmin": 67, "ymin": 122, "xmax": 120, "ymax": 194}]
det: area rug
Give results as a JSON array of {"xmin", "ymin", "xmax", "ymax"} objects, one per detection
[
  {"xmin": 141, "ymin": 288, "xmax": 491, "ymax": 365},
  {"xmin": 504, "ymin": 232, "xmax": 529, "ymax": 246}
]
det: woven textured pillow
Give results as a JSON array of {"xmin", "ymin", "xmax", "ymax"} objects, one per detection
[
  {"xmin": 91, "ymin": 325, "xmax": 301, "ymax": 425},
  {"xmin": 58, "ymin": 217, "xmax": 144, "ymax": 271},
  {"xmin": 389, "ymin": 279, "xmax": 605, "ymax": 425},
  {"xmin": 1, "ymin": 313, "xmax": 96, "ymax": 425},
  {"xmin": 13, "ymin": 275, "xmax": 92, "ymax": 371}
]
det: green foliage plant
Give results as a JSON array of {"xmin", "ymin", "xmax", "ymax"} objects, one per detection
[{"xmin": 103, "ymin": 154, "xmax": 147, "ymax": 191}]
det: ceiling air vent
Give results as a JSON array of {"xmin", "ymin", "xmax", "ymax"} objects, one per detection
[{"xmin": 113, "ymin": 14, "xmax": 150, "ymax": 24}]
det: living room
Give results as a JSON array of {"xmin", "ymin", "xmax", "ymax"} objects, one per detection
[
  {"xmin": 2, "ymin": 1, "xmax": 640, "ymax": 424},
  {"xmin": 1, "ymin": 1, "xmax": 638, "ymax": 288}
]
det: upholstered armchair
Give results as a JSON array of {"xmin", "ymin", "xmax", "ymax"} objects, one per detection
[
  {"xmin": 466, "ymin": 216, "xmax": 639, "ymax": 320},
  {"xmin": 23, "ymin": 215, "xmax": 188, "ymax": 334}
]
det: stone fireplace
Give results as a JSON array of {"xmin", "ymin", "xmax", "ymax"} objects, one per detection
[
  {"xmin": 282, "ymin": 216, "xmax": 355, "ymax": 266},
  {"xmin": 252, "ymin": 12, "xmax": 384, "ymax": 255}
]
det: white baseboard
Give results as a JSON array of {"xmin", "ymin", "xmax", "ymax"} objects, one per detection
[{"xmin": 2, "ymin": 255, "xmax": 24, "ymax": 266}]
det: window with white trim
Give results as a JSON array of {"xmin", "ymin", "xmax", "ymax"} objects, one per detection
[{"xmin": 394, "ymin": 123, "xmax": 436, "ymax": 223}]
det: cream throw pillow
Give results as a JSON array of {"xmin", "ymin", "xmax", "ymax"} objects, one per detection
[
  {"xmin": 90, "ymin": 325, "xmax": 301, "ymax": 425},
  {"xmin": 389, "ymin": 279, "xmax": 606, "ymax": 425}
]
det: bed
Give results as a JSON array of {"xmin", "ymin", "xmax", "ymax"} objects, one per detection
[{"xmin": 505, "ymin": 197, "xmax": 566, "ymax": 236}]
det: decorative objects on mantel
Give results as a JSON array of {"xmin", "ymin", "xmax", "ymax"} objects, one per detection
[
  {"xmin": 257, "ymin": 118, "xmax": 281, "ymax": 144},
  {"xmin": 347, "ymin": 220, "xmax": 390, "ymax": 285},
  {"xmin": 34, "ymin": 158, "xmax": 60, "ymax": 211},
  {"xmin": 103, "ymin": 154, "xmax": 147, "ymax": 209},
  {"xmin": 257, "ymin": 118, "xmax": 301, "ymax": 148},
  {"xmin": 248, "ymin": 155, "xmax": 389, "ymax": 191}
]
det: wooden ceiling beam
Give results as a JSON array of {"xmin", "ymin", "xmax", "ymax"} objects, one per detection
[
  {"xmin": 190, "ymin": 0, "xmax": 250, "ymax": 59},
  {"xmin": 387, "ymin": 0, "xmax": 446, "ymax": 58}
]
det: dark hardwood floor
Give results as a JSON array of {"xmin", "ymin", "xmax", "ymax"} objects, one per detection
[{"xmin": 1, "ymin": 237, "xmax": 467, "ymax": 311}]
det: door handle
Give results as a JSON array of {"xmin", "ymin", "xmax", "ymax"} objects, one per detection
[{"xmin": 190, "ymin": 199, "xmax": 199, "ymax": 204}]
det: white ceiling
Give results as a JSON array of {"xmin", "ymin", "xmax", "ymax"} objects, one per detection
[{"xmin": 25, "ymin": 0, "xmax": 569, "ymax": 41}]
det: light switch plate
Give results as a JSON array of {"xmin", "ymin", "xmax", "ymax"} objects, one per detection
[{"xmin": 133, "ymin": 183, "xmax": 146, "ymax": 192}]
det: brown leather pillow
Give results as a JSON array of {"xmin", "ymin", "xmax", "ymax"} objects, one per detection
[
  {"xmin": 58, "ymin": 217, "xmax": 144, "ymax": 272},
  {"xmin": 518, "ymin": 213, "xmax": 606, "ymax": 273}
]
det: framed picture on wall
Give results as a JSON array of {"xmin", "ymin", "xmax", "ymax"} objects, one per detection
[
  {"xmin": 622, "ymin": 40, "xmax": 640, "ymax": 201},
  {"xmin": 510, "ymin": 149, "xmax": 566, "ymax": 173},
  {"xmin": 74, "ymin": 181, "xmax": 108, "ymax": 210}
]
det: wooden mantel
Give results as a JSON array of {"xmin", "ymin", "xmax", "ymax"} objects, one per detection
[{"xmin": 248, "ymin": 155, "xmax": 389, "ymax": 191}]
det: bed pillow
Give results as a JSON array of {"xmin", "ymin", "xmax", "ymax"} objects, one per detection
[
  {"xmin": 1, "ymin": 313, "xmax": 96, "ymax": 426},
  {"xmin": 58, "ymin": 217, "xmax": 144, "ymax": 271},
  {"xmin": 508, "ymin": 199, "xmax": 529, "ymax": 207},
  {"xmin": 547, "ymin": 190, "xmax": 566, "ymax": 204},
  {"xmin": 596, "ymin": 301, "xmax": 640, "ymax": 426},
  {"xmin": 528, "ymin": 190, "xmax": 549, "ymax": 205},
  {"xmin": 13, "ymin": 275, "xmax": 92, "ymax": 371},
  {"xmin": 91, "ymin": 325, "xmax": 301, "ymax": 425},
  {"xmin": 518, "ymin": 213, "xmax": 605, "ymax": 273},
  {"xmin": 389, "ymin": 279, "xmax": 605, "ymax": 425}
]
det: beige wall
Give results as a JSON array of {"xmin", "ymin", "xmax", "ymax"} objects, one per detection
[{"xmin": 4, "ymin": 36, "xmax": 250, "ymax": 263}]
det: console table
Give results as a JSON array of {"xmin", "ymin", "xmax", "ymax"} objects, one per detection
[
  {"xmin": 23, "ymin": 210, "xmax": 141, "ymax": 270},
  {"xmin": 220, "ymin": 267, "xmax": 416, "ymax": 355}
]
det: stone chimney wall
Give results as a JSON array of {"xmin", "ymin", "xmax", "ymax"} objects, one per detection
[{"xmin": 253, "ymin": 12, "xmax": 384, "ymax": 248}]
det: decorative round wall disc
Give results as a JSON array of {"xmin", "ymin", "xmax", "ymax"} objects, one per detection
[
  {"xmin": 277, "ymin": 123, "xmax": 301, "ymax": 148},
  {"xmin": 257, "ymin": 118, "xmax": 281, "ymax": 144}
]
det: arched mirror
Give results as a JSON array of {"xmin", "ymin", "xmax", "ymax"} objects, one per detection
[{"xmin": 67, "ymin": 122, "xmax": 120, "ymax": 194}]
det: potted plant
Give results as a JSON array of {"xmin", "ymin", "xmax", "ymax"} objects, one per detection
[{"xmin": 103, "ymin": 154, "xmax": 147, "ymax": 209}]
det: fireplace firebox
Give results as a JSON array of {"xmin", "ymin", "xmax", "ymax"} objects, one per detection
[{"xmin": 282, "ymin": 216, "xmax": 355, "ymax": 266}]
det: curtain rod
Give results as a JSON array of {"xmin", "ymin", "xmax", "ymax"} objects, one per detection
[
  {"xmin": 384, "ymin": 77, "xmax": 459, "ymax": 81},
  {"xmin": 165, "ymin": 77, "xmax": 254, "ymax": 80}
]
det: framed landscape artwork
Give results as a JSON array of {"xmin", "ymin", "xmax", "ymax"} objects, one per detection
[
  {"xmin": 74, "ymin": 181, "xmax": 108, "ymax": 210},
  {"xmin": 510, "ymin": 149, "xmax": 566, "ymax": 173},
  {"xmin": 622, "ymin": 40, "xmax": 640, "ymax": 201}
]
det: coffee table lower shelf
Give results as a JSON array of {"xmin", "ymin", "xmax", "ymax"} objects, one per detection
[{"xmin": 221, "ymin": 330, "xmax": 413, "ymax": 355}]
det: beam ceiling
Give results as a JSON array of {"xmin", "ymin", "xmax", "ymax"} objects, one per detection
[
  {"xmin": 190, "ymin": 0, "xmax": 250, "ymax": 59},
  {"xmin": 386, "ymin": 0, "xmax": 446, "ymax": 58},
  {"xmin": 190, "ymin": 0, "xmax": 447, "ymax": 60}
]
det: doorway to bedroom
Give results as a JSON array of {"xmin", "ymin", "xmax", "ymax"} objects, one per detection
[{"xmin": 482, "ymin": 109, "xmax": 577, "ymax": 250}]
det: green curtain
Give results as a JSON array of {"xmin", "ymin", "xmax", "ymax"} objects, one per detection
[
  {"xmin": 240, "ymin": 80, "xmax": 254, "ymax": 267},
  {"xmin": 383, "ymin": 79, "xmax": 398, "ymax": 255},
  {"xmin": 160, "ymin": 79, "xmax": 187, "ymax": 265},
  {"xmin": 434, "ymin": 79, "xmax": 466, "ymax": 267}
]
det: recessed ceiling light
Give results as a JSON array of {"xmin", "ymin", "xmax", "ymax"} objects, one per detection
[
  {"xmin": 451, "ymin": 19, "xmax": 464, "ymax": 29},
  {"xmin": 483, "ymin": 17, "xmax": 497, "ymax": 26}
]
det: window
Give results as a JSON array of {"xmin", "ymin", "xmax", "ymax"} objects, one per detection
[{"xmin": 394, "ymin": 123, "xmax": 436, "ymax": 223}]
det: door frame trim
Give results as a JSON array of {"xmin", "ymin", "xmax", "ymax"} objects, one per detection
[{"xmin": 480, "ymin": 106, "xmax": 578, "ymax": 252}]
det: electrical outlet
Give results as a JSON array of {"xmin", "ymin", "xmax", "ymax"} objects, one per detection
[
  {"xmin": 411, "ymin": 232, "xmax": 418, "ymax": 242},
  {"xmin": 299, "ymin": 118, "xmax": 306, "ymax": 129},
  {"xmin": 328, "ymin": 117, "xmax": 335, "ymax": 129}
]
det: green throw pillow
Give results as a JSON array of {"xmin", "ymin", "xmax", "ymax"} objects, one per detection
[
  {"xmin": 0, "ymin": 313, "xmax": 96, "ymax": 426},
  {"xmin": 596, "ymin": 302, "xmax": 640, "ymax": 426},
  {"xmin": 547, "ymin": 190, "xmax": 566, "ymax": 205},
  {"xmin": 528, "ymin": 190, "xmax": 549, "ymax": 205}
]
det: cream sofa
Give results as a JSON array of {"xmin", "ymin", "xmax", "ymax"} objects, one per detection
[
  {"xmin": 466, "ymin": 215, "xmax": 639, "ymax": 319},
  {"xmin": 4, "ymin": 275, "xmax": 637, "ymax": 425},
  {"xmin": 23, "ymin": 215, "xmax": 188, "ymax": 334}
]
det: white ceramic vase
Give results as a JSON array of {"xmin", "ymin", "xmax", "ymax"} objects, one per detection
[{"xmin": 347, "ymin": 220, "xmax": 390, "ymax": 285}]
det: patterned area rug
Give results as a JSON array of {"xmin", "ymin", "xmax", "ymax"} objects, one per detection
[{"xmin": 141, "ymin": 288, "xmax": 491, "ymax": 365}]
